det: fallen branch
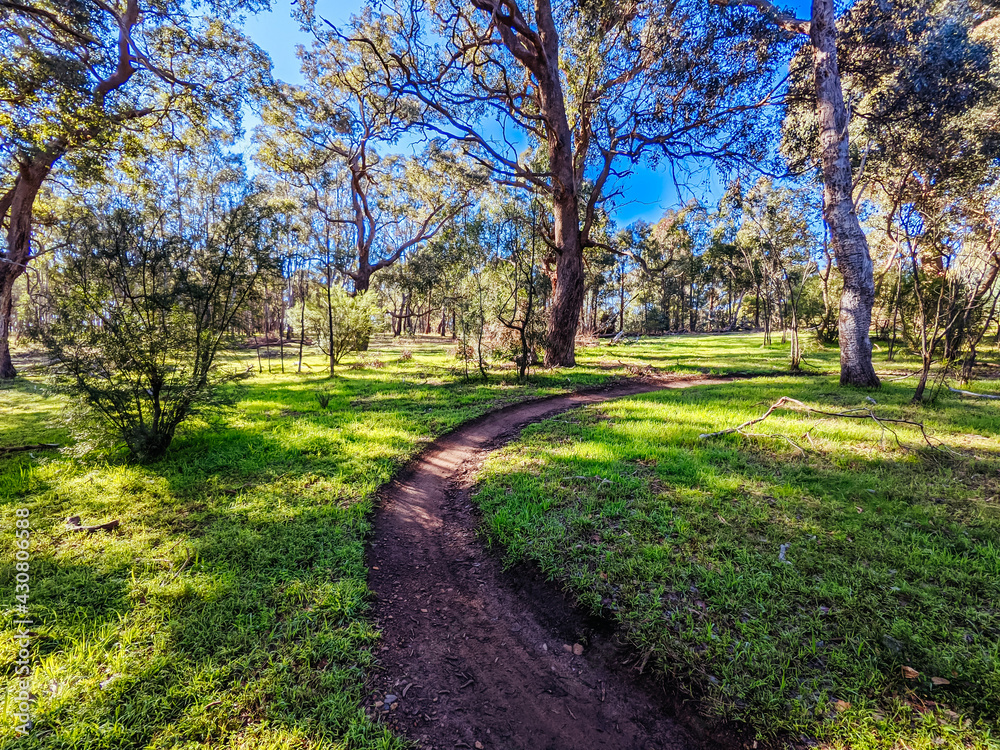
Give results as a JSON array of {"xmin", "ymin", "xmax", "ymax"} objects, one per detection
[
  {"xmin": 700, "ymin": 397, "xmax": 956, "ymax": 455},
  {"xmin": 947, "ymin": 386, "xmax": 1000, "ymax": 400},
  {"xmin": 0, "ymin": 443, "xmax": 60, "ymax": 454},
  {"xmin": 65, "ymin": 515, "xmax": 120, "ymax": 533}
]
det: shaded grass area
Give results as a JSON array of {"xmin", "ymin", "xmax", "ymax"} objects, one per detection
[
  {"xmin": 0, "ymin": 334, "xmax": 633, "ymax": 750},
  {"xmin": 474, "ymin": 377, "xmax": 1000, "ymax": 749}
]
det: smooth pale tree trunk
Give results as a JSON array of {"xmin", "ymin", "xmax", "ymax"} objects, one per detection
[{"xmin": 811, "ymin": 0, "xmax": 880, "ymax": 387}]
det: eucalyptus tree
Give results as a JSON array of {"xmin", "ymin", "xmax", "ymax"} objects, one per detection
[
  {"xmin": 731, "ymin": 178, "xmax": 817, "ymax": 366},
  {"xmin": 819, "ymin": 0, "xmax": 1000, "ymax": 398},
  {"xmin": 716, "ymin": 0, "xmax": 882, "ymax": 386},
  {"xmin": 255, "ymin": 34, "xmax": 476, "ymax": 295},
  {"xmin": 324, "ymin": 0, "xmax": 785, "ymax": 366},
  {"xmin": 0, "ymin": 0, "xmax": 270, "ymax": 379}
]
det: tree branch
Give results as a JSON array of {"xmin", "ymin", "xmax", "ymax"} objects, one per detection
[{"xmin": 710, "ymin": 0, "xmax": 810, "ymax": 34}]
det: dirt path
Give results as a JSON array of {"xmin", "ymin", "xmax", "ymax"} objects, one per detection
[{"xmin": 366, "ymin": 376, "xmax": 745, "ymax": 750}]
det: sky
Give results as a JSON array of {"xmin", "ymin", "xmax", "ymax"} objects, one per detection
[{"xmin": 239, "ymin": 0, "xmax": 811, "ymax": 227}]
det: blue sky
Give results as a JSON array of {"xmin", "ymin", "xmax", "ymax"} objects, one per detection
[{"xmin": 240, "ymin": 0, "xmax": 811, "ymax": 226}]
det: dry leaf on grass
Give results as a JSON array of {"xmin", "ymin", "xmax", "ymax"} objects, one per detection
[{"xmin": 902, "ymin": 666, "xmax": 920, "ymax": 679}]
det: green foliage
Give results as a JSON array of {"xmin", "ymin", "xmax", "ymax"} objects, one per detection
[
  {"xmin": 300, "ymin": 288, "xmax": 382, "ymax": 376},
  {"xmin": 0, "ymin": 0, "xmax": 269, "ymax": 167},
  {"xmin": 42, "ymin": 200, "xmax": 276, "ymax": 462}
]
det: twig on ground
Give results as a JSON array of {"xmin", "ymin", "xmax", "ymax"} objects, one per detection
[
  {"xmin": 163, "ymin": 549, "xmax": 193, "ymax": 585},
  {"xmin": 0, "ymin": 443, "xmax": 61, "ymax": 454}
]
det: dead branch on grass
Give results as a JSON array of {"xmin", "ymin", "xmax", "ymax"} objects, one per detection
[
  {"xmin": 699, "ymin": 396, "xmax": 959, "ymax": 455},
  {"xmin": 65, "ymin": 515, "xmax": 120, "ymax": 533},
  {"xmin": 947, "ymin": 386, "xmax": 1000, "ymax": 400},
  {"xmin": 0, "ymin": 443, "xmax": 60, "ymax": 454}
]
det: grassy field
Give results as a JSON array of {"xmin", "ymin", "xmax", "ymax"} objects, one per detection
[
  {"xmin": 475, "ymin": 346, "xmax": 1000, "ymax": 749},
  {"xmin": 0, "ymin": 332, "xmax": 681, "ymax": 750},
  {"xmin": 2, "ymin": 332, "xmax": 998, "ymax": 749}
]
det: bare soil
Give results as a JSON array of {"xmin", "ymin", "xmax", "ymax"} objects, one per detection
[{"xmin": 366, "ymin": 376, "xmax": 755, "ymax": 750}]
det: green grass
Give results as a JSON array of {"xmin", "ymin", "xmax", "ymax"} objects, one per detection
[
  {"xmin": 474, "ymin": 366, "xmax": 1000, "ymax": 748},
  {"xmin": 0, "ymin": 333, "xmax": 649, "ymax": 749},
  {"xmin": 3, "ymin": 331, "xmax": 996, "ymax": 749}
]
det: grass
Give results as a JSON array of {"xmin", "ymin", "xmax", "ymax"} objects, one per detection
[
  {"xmin": 474, "ymin": 352, "xmax": 1000, "ymax": 748},
  {"xmin": 0, "ymin": 333, "xmax": 656, "ymax": 749},
  {"xmin": 3, "ymin": 331, "xmax": 997, "ymax": 749}
]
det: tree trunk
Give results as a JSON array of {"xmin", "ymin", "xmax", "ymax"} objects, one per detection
[
  {"xmin": 811, "ymin": 0, "xmax": 880, "ymax": 387},
  {"xmin": 534, "ymin": 0, "xmax": 584, "ymax": 367},
  {"xmin": 0, "ymin": 279, "xmax": 15, "ymax": 379},
  {"xmin": 2, "ymin": 160, "xmax": 54, "ymax": 379},
  {"xmin": 542, "ymin": 171, "xmax": 584, "ymax": 366}
]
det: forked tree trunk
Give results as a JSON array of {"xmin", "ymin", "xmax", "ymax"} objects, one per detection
[{"xmin": 811, "ymin": 0, "xmax": 880, "ymax": 387}]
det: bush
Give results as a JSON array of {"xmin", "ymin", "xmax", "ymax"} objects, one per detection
[
  {"xmin": 451, "ymin": 343, "xmax": 475, "ymax": 361},
  {"xmin": 42, "ymin": 202, "xmax": 275, "ymax": 462},
  {"xmin": 299, "ymin": 288, "xmax": 382, "ymax": 375}
]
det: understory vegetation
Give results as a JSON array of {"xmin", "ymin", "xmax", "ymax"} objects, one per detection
[{"xmin": 475, "ymin": 350, "xmax": 1000, "ymax": 749}]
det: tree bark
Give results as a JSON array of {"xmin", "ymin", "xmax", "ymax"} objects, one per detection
[
  {"xmin": 535, "ymin": 0, "xmax": 584, "ymax": 367},
  {"xmin": 2, "ymin": 159, "xmax": 54, "ymax": 379},
  {"xmin": 0, "ymin": 278, "xmax": 16, "ymax": 379},
  {"xmin": 811, "ymin": 0, "xmax": 880, "ymax": 387}
]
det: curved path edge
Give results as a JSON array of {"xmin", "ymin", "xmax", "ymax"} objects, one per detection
[{"xmin": 365, "ymin": 375, "xmax": 750, "ymax": 750}]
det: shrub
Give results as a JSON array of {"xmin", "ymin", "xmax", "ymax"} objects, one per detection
[
  {"xmin": 42, "ymin": 202, "xmax": 275, "ymax": 462},
  {"xmin": 299, "ymin": 288, "xmax": 382, "ymax": 375}
]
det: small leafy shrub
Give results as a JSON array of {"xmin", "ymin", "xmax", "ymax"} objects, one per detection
[
  {"xmin": 398, "ymin": 349, "xmax": 414, "ymax": 362},
  {"xmin": 296, "ymin": 289, "xmax": 382, "ymax": 375},
  {"xmin": 315, "ymin": 391, "xmax": 333, "ymax": 409},
  {"xmin": 348, "ymin": 355, "xmax": 385, "ymax": 370}
]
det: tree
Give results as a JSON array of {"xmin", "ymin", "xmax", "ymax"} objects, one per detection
[
  {"xmin": 331, "ymin": 0, "xmax": 785, "ymax": 366},
  {"xmin": 730, "ymin": 178, "xmax": 817, "ymax": 364},
  {"xmin": 0, "ymin": 0, "xmax": 269, "ymax": 378},
  {"xmin": 255, "ymin": 34, "xmax": 475, "ymax": 295},
  {"xmin": 491, "ymin": 199, "xmax": 546, "ymax": 380},
  {"xmin": 781, "ymin": 0, "xmax": 1000, "ymax": 398},
  {"xmin": 42, "ymin": 198, "xmax": 276, "ymax": 462},
  {"xmin": 301, "ymin": 287, "xmax": 381, "ymax": 376},
  {"xmin": 717, "ymin": 0, "xmax": 881, "ymax": 386}
]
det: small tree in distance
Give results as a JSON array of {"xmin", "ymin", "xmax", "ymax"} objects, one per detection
[
  {"xmin": 43, "ymin": 200, "xmax": 277, "ymax": 463},
  {"xmin": 301, "ymin": 286, "xmax": 381, "ymax": 376}
]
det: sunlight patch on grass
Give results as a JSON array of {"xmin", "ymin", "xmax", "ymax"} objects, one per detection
[{"xmin": 475, "ymin": 376, "xmax": 1000, "ymax": 749}]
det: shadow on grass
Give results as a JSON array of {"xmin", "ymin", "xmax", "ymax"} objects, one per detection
[{"xmin": 474, "ymin": 378, "xmax": 1000, "ymax": 746}]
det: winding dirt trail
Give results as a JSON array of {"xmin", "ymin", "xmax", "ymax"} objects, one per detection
[{"xmin": 366, "ymin": 376, "xmax": 744, "ymax": 750}]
